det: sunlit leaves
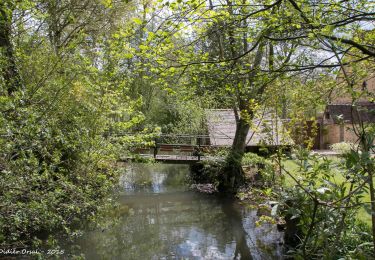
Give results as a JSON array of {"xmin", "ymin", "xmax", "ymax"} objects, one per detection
[
  {"xmin": 101, "ymin": 0, "xmax": 113, "ymax": 8},
  {"xmin": 133, "ymin": 17, "xmax": 143, "ymax": 25}
]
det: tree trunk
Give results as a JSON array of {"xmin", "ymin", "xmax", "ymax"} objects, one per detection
[
  {"xmin": 219, "ymin": 108, "xmax": 252, "ymax": 193},
  {"xmin": 232, "ymin": 116, "xmax": 250, "ymax": 157},
  {"xmin": 0, "ymin": 3, "xmax": 21, "ymax": 95},
  {"xmin": 47, "ymin": 0, "xmax": 61, "ymax": 54}
]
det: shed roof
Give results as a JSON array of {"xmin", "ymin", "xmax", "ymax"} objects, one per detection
[
  {"xmin": 205, "ymin": 109, "xmax": 292, "ymax": 147},
  {"xmin": 326, "ymin": 103, "xmax": 375, "ymax": 124}
]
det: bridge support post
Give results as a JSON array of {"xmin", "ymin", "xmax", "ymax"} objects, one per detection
[
  {"xmin": 153, "ymin": 137, "xmax": 158, "ymax": 159},
  {"xmin": 198, "ymin": 137, "xmax": 201, "ymax": 161}
]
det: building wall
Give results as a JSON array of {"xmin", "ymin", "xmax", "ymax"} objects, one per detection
[
  {"xmin": 323, "ymin": 124, "xmax": 341, "ymax": 147},
  {"xmin": 322, "ymin": 69, "xmax": 375, "ymax": 148},
  {"xmin": 323, "ymin": 123, "xmax": 374, "ymax": 147},
  {"xmin": 343, "ymin": 124, "xmax": 359, "ymax": 143}
]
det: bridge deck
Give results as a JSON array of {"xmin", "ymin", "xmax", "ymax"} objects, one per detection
[
  {"xmin": 122, "ymin": 154, "xmax": 222, "ymax": 164},
  {"xmin": 119, "ymin": 132, "xmax": 290, "ymax": 164}
]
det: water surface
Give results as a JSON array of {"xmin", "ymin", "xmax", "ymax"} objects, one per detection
[{"xmin": 77, "ymin": 163, "xmax": 283, "ymax": 259}]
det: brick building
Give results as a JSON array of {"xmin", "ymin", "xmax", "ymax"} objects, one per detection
[{"xmin": 320, "ymin": 70, "xmax": 375, "ymax": 148}]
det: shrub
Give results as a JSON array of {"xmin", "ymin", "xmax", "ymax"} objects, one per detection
[
  {"xmin": 0, "ymin": 101, "xmax": 119, "ymax": 248},
  {"xmin": 241, "ymin": 152, "xmax": 275, "ymax": 185},
  {"xmin": 189, "ymin": 157, "xmax": 225, "ymax": 186},
  {"xmin": 330, "ymin": 142, "xmax": 358, "ymax": 154},
  {"xmin": 276, "ymin": 150, "xmax": 373, "ymax": 259}
]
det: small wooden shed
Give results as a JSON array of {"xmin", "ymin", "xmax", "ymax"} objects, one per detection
[{"xmin": 205, "ymin": 109, "xmax": 293, "ymax": 150}]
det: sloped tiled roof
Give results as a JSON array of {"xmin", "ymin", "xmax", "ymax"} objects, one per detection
[{"xmin": 205, "ymin": 109, "xmax": 293, "ymax": 146}]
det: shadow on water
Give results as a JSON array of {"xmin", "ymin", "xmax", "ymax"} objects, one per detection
[{"xmin": 73, "ymin": 163, "xmax": 283, "ymax": 260}]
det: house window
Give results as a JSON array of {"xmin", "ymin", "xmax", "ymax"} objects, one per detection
[{"xmin": 325, "ymin": 112, "xmax": 330, "ymax": 119}]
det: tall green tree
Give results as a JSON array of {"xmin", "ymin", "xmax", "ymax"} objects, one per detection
[
  {"xmin": 143, "ymin": 0, "xmax": 374, "ymax": 191},
  {"xmin": 0, "ymin": 0, "xmax": 151, "ymax": 248}
]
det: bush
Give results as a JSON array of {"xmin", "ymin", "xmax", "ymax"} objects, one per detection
[
  {"xmin": 189, "ymin": 157, "xmax": 225, "ymax": 186},
  {"xmin": 0, "ymin": 96, "xmax": 119, "ymax": 248},
  {"xmin": 241, "ymin": 152, "xmax": 275, "ymax": 185},
  {"xmin": 330, "ymin": 142, "xmax": 358, "ymax": 154},
  {"xmin": 276, "ymin": 150, "xmax": 373, "ymax": 259}
]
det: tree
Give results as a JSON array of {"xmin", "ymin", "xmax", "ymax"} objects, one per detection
[
  {"xmin": 0, "ymin": 0, "xmax": 22, "ymax": 95},
  {"xmin": 0, "ymin": 0, "xmax": 152, "ymax": 248},
  {"xmin": 142, "ymin": 0, "xmax": 374, "ymax": 191}
]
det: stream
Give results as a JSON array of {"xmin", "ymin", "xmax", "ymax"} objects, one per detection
[{"xmin": 75, "ymin": 163, "xmax": 284, "ymax": 259}]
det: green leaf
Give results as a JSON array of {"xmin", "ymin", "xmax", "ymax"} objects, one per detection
[{"xmin": 133, "ymin": 17, "xmax": 143, "ymax": 25}]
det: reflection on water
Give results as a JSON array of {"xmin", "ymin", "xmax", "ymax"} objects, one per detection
[{"xmin": 78, "ymin": 164, "xmax": 283, "ymax": 260}]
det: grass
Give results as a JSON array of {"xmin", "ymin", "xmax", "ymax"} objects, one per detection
[{"xmin": 282, "ymin": 158, "xmax": 372, "ymax": 225}]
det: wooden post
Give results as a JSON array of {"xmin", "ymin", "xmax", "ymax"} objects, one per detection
[
  {"xmin": 153, "ymin": 137, "xmax": 158, "ymax": 158},
  {"xmin": 198, "ymin": 137, "xmax": 201, "ymax": 161}
]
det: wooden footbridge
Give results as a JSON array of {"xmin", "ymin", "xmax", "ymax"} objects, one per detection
[
  {"xmin": 120, "ymin": 134, "xmax": 223, "ymax": 164},
  {"xmin": 117, "ymin": 109, "xmax": 292, "ymax": 164}
]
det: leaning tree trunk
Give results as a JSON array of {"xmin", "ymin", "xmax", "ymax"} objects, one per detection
[
  {"xmin": 215, "ymin": 1, "xmax": 266, "ymax": 192},
  {"xmin": 218, "ymin": 40, "xmax": 266, "ymax": 193},
  {"xmin": 219, "ymin": 108, "xmax": 252, "ymax": 193},
  {"xmin": 218, "ymin": 35, "xmax": 266, "ymax": 192}
]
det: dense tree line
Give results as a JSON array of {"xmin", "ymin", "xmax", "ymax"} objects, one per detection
[{"xmin": 0, "ymin": 0, "xmax": 151, "ymax": 248}]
